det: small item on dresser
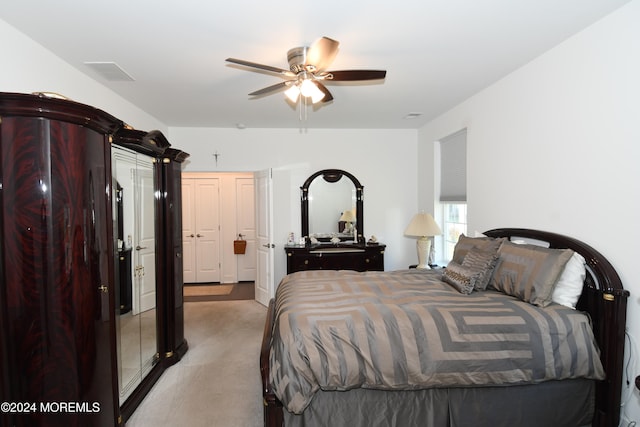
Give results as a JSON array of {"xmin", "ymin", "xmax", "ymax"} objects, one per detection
[
  {"xmin": 368, "ymin": 235, "xmax": 378, "ymax": 244},
  {"xmin": 287, "ymin": 232, "xmax": 295, "ymax": 245}
]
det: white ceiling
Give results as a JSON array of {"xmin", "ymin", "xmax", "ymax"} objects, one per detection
[{"xmin": 1, "ymin": 0, "xmax": 631, "ymax": 129}]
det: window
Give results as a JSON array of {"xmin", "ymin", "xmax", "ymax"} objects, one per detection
[
  {"xmin": 442, "ymin": 202, "xmax": 467, "ymax": 261},
  {"xmin": 438, "ymin": 129, "xmax": 467, "ymax": 263}
]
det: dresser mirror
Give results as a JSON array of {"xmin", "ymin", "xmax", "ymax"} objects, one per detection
[
  {"xmin": 112, "ymin": 146, "xmax": 158, "ymax": 404},
  {"xmin": 301, "ymin": 169, "xmax": 364, "ymax": 242}
]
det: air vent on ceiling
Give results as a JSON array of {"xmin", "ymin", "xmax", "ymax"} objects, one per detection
[{"xmin": 84, "ymin": 62, "xmax": 135, "ymax": 81}]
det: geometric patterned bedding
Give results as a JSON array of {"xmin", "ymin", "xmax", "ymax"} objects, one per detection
[{"xmin": 269, "ymin": 269, "xmax": 605, "ymax": 414}]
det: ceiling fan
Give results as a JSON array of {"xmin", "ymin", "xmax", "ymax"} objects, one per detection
[{"xmin": 226, "ymin": 36, "xmax": 386, "ymax": 105}]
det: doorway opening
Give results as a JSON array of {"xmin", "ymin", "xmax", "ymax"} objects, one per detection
[{"xmin": 181, "ymin": 172, "xmax": 256, "ymax": 296}]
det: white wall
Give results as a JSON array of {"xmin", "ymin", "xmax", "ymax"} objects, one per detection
[
  {"xmin": 0, "ymin": 14, "xmax": 421, "ymax": 289},
  {"xmin": 168, "ymin": 127, "xmax": 420, "ymax": 284},
  {"xmin": 418, "ymin": 0, "xmax": 640, "ymax": 423},
  {"xmin": 0, "ymin": 18, "xmax": 165, "ymax": 132}
]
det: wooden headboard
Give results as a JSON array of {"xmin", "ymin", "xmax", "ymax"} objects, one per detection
[{"xmin": 484, "ymin": 228, "xmax": 629, "ymax": 427}]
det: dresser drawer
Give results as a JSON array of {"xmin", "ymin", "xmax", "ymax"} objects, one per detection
[{"xmin": 285, "ymin": 245, "xmax": 385, "ymax": 274}]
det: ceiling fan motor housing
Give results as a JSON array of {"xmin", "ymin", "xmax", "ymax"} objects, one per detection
[{"xmin": 287, "ymin": 47, "xmax": 315, "ymax": 73}]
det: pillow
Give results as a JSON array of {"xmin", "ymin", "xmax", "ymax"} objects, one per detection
[
  {"xmin": 489, "ymin": 241, "xmax": 574, "ymax": 307},
  {"xmin": 551, "ymin": 252, "xmax": 586, "ymax": 309},
  {"xmin": 461, "ymin": 247, "xmax": 499, "ymax": 291},
  {"xmin": 452, "ymin": 234, "xmax": 505, "ymax": 264},
  {"xmin": 442, "ymin": 261, "xmax": 482, "ymax": 294}
]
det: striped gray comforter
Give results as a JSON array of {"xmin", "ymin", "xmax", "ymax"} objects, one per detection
[{"xmin": 269, "ymin": 269, "xmax": 605, "ymax": 414}]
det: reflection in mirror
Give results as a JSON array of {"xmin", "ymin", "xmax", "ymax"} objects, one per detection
[
  {"xmin": 112, "ymin": 146, "xmax": 158, "ymax": 404},
  {"xmin": 301, "ymin": 169, "xmax": 364, "ymax": 242},
  {"xmin": 308, "ymin": 176, "xmax": 356, "ymax": 237}
]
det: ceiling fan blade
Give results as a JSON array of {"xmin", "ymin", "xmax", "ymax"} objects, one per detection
[
  {"xmin": 313, "ymin": 81, "xmax": 334, "ymax": 103},
  {"xmin": 248, "ymin": 81, "xmax": 292, "ymax": 97},
  {"xmin": 305, "ymin": 37, "xmax": 340, "ymax": 71},
  {"xmin": 226, "ymin": 58, "xmax": 294, "ymax": 77},
  {"xmin": 325, "ymin": 70, "xmax": 387, "ymax": 81}
]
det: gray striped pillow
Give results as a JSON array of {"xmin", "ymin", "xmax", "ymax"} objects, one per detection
[
  {"xmin": 489, "ymin": 241, "xmax": 574, "ymax": 307},
  {"xmin": 452, "ymin": 234, "xmax": 505, "ymax": 264},
  {"xmin": 461, "ymin": 247, "xmax": 499, "ymax": 291},
  {"xmin": 442, "ymin": 261, "xmax": 482, "ymax": 294}
]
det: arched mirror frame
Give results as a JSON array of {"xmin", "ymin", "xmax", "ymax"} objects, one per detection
[{"xmin": 301, "ymin": 169, "xmax": 364, "ymax": 243}]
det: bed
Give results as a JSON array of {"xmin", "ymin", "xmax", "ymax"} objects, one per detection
[{"xmin": 260, "ymin": 228, "xmax": 629, "ymax": 427}]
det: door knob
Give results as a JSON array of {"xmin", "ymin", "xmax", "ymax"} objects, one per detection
[
  {"xmin": 189, "ymin": 234, "xmax": 195, "ymax": 238},
  {"xmin": 263, "ymin": 243, "xmax": 275, "ymax": 248},
  {"xmin": 98, "ymin": 285, "xmax": 108, "ymax": 293},
  {"xmin": 136, "ymin": 245, "xmax": 147, "ymax": 250},
  {"xmin": 197, "ymin": 233, "xmax": 203, "ymax": 237}
]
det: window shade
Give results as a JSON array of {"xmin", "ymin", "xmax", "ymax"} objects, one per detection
[{"xmin": 439, "ymin": 129, "xmax": 467, "ymax": 202}]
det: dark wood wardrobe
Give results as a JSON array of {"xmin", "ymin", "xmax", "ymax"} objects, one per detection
[{"xmin": 0, "ymin": 92, "xmax": 189, "ymax": 426}]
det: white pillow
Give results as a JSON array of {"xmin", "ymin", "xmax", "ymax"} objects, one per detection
[{"xmin": 551, "ymin": 252, "xmax": 586, "ymax": 309}]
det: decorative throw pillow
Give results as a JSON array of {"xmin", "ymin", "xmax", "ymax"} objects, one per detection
[
  {"xmin": 489, "ymin": 241, "xmax": 574, "ymax": 307},
  {"xmin": 452, "ymin": 234, "xmax": 505, "ymax": 264},
  {"xmin": 551, "ymin": 251, "xmax": 586, "ymax": 309},
  {"xmin": 442, "ymin": 261, "xmax": 483, "ymax": 295},
  {"xmin": 461, "ymin": 247, "xmax": 499, "ymax": 291}
]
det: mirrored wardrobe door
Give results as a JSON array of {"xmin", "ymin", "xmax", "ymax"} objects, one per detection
[
  {"xmin": 134, "ymin": 154, "xmax": 158, "ymax": 380},
  {"xmin": 112, "ymin": 145, "xmax": 158, "ymax": 404}
]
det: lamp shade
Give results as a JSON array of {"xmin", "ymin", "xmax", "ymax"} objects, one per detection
[
  {"xmin": 284, "ymin": 84, "xmax": 300, "ymax": 103},
  {"xmin": 339, "ymin": 209, "xmax": 356, "ymax": 222},
  {"xmin": 404, "ymin": 212, "xmax": 442, "ymax": 237}
]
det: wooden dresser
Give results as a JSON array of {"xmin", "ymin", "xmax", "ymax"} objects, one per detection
[{"xmin": 285, "ymin": 244, "xmax": 386, "ymax": 274}]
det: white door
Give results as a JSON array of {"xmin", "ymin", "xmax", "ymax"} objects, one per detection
[
  {"xmin": 255, "ymin": 169, "xmax": 273, "ymax": 306},
  {"xmin": 135, "ymin": 162, "xmax": 156, "ymax": 313},
  {"xmin": 113, "ymin": 147, "xmax": 157, "ymax": 315},
  {"xmin": 181, "ymin": 177, "xmax": 221, "ymax": 283},
  {"xmin": 236, "ymin": 177, "xmax": 256, "ymax": 282},
  {"xmin": 195, "ymin": 179, "xmax": 221, "ymax": 282},
  {"xmin": 181, "ymin": 179, "xmax": 196, "ymax": 283}
]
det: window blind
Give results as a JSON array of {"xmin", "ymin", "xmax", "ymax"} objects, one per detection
[{"xmin": 439, "ymin": 129, "xmax": 467, "ymax": 202}]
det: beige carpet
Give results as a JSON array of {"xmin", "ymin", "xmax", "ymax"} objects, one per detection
[{"xmin": 125, "ymin": 300, "xmax": 267, "ymax": 427}]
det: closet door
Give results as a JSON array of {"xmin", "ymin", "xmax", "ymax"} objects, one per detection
[
  {"xmin": 0, "ymin": 114, "xmax": 118, "ymax": 426},
  {"xmin": 236, "ymin": 177, "xmax": 256, "ymax": 281},
  {"xmin": 181, "ymin": 177, "xmax": 221, "ymax": 283},
  {"xmin": 194, "ymin": 179, "xmax": 220, "ymax": 282}
]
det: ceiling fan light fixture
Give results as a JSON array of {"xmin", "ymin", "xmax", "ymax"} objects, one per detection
[
  {"xmin": 310, "ymin": 87, "xmax": 326, "ymax": 104},
  {"xmin": 299, "ymin": 79, "xmax": 325, "ymax": 103},
  {"xmin": 284, "ymin": 84, "xmax": 300, "ymax": 103}
]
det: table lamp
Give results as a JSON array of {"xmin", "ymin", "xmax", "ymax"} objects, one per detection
[{"xmin": 404, "ymin": 212, "xmax": 442, "ymax": 269}]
